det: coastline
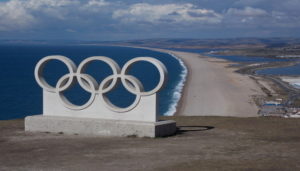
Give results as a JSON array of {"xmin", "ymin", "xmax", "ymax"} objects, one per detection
[
  {"xmin": 88, "ymin": 44, "xmax": 266, "ymax": 117},
  {"xmin": 146, "ymin": 48, "xmax": 264, "ymax": 117},
  {"xmin": 163, "ymin": 52, "xmax": 188, "ymax": 116}
]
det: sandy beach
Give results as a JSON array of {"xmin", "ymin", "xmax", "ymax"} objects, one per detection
[{"xmin": 150, "ymin": 48, "xmax": 264, "ymax": 117}]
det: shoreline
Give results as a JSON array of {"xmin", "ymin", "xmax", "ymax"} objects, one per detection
[
  {"xmin": 143, "ymin": 47, "xmax": 264, "ymax": 117},
  {"xmin": 163, "ymin": 52, "xmax": 188, "ymax": 116},
  {"xmin": 86, "ymin": 44, "xmax": 266, "ymax": 117}
]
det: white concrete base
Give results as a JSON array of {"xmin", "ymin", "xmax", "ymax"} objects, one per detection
[
  {"xmin": 25, "ymin": 115, "xmax": 177, "ymax": 137},
  {"xmin": 43, "ymin": 91, "xmax": 159, "ymax": 122}
]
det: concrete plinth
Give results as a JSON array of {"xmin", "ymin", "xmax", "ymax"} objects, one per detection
[{"xmin": 25, "ymin": 115, "xmax": 177, "ymax": 137}]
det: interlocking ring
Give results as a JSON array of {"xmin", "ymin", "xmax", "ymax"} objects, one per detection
[{"xmin": 35, "ymin": 55, "xmax": 168, "ymax": 112}]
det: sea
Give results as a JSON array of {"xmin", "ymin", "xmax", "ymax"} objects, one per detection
[
  {"xmin": 1, "ymin": 45, "xmax": 299, "ymax": 120},
  {"xmin": 169, "ymin": 48, "xmax": 300, "ymax": 75},
  {"xmin": 256, "ymin": 63, "xmax": 300, "ymax": 75},
  {"xmin": 0, "ymin": 45, "xmax": 187, "ymax": 120}
]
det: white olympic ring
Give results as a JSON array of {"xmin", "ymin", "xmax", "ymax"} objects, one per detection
[{"xmin": 34, "ymin": 55, "xmax": 168, "ymax": 112}]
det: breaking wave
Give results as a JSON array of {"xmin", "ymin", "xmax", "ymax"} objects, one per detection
[{"xmin": 163, "ymin": 52, "xmax": 188, "ymax": 116}]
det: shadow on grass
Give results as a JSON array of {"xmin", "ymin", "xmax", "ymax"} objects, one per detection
[{"xmin": 176, "ymin": 126, "xmax": 214, "ymax": 135}]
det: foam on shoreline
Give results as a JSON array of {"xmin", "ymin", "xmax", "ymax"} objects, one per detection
[
  {"xmin": 108, "ymin": 45, "xmax": 188, "ymax": 116},
  {"xmin": 163, "ymin": 52, "xmax": 188, "ymax": 116}
]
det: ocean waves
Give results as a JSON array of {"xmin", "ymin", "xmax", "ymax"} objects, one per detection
[{"xmin": 163, "ymin": 52, "xmax": 188, "ymax": 116}]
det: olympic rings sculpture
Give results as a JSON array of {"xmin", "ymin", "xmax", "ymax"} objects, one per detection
[{"xmin": 34, "ymin": 56, "xmax": 168, "ymax": 113}]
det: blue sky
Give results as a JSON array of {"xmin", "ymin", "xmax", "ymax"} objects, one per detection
[{"xmin": 0, "ymin": 0, "xmax": 300, "ymax": 41}]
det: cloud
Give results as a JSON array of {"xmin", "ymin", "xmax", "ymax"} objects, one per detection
[
  {"xmin": 0, "ymin": 0, "xmax": 300, "ymax": 39},
  {"xmin": 224, "ymin": 6, "xmax": 269, "ymax": 24},
  {"xmin": 223, "ymin": 5, "xmax": 300, "ymax": 28},
  {"xmin": 0, "ymin": 0, "xmax": 35, "ymax": 31},
  {"xmin": 85, "ymin": 0, "xmax": 109, "ymax": 7},
  {"xmin": 0, "ymin": 0, "xmax": 109, "ymax": 31},
  {"xmin": 80, "ymin": 0, "xmax": 110, "ymax": 12},
  {"xmin": 227, "ymin": 6, "xmax": 268, "ymax": 17},
  {"xmin": 25, "ymin": 0, "xmax": 78, "ymax": 9},
  {"xmin": 233, "ymin": 0, "xmax": 265, "ymax": 7},
  {"xmin": 113, "ymin": 3, "xmax": 222, "ymax": 24}
]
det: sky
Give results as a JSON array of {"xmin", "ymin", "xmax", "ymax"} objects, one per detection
[{"xmin": 0, "ymin": 0, "xmax": 300, "ymax": 41}]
